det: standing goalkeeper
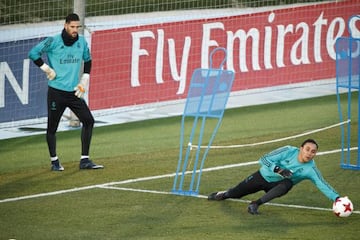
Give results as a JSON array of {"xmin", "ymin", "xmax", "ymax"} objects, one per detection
[
  {"xmin": 29, "ymin": 13, "xmax": 103, "ymax": 171},
  {"xmin": 208, "ymin": 139, "xmax": 342, "ymax": 215}
]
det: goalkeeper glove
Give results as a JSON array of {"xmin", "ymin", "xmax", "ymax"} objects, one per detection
[
  {"xmin": 74, "ymin": 73, "xmax": 89, "ymax": 98},
  {"xmin": 40, "ymin": 63, "xmax": 56, "ymax": 80},
  {"xmin": 274, "ymin": 166, "xmax": 293, "ymax": 178}
]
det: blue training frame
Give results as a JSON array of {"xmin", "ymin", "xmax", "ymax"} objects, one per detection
[
  {"xmin": 335, "ymin": 15, "xmax": 360, "ymax": 170},
  {"xmin": 172, "ymin": 47, "xmax": 235, "ymax": 195}
]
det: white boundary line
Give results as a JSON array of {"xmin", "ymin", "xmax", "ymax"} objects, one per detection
[
  {"xmin": 0, "ymin": 148, "xmax": 359, "ymax": 215},
  {"xmin": 191, "ymin": 120, "xmax": 351, "ymax": 149},
  {"xmin": 99, "ymin": 186, "xmax": 356, "ymax": 214}
]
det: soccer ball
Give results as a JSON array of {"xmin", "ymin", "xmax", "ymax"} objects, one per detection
[{"xmin": 332, "ymin": 197, "xmax": 353, "ymax": 217}]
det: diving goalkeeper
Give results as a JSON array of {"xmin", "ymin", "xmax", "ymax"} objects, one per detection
[{"xmin": 208, "ymin": 139, "xmax": 342, "ymax": 215}]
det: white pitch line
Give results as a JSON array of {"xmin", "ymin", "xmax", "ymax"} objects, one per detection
[
  {"xmin": 0, "ymin": 185, "xmax": 100, "ymax": 203},
  {"xmin": 0, "ymin": 148, "xmax": 358, "ymax": 206},
  {"xmin": 192, "ymin": 120, "xmax": 352, "ymax": 149},
  {"xmin": 99, "ymin": 185, "xmax": 174, "ymax": 195},
  {"xmin": 98, "ymin": 185, "xmax": 360, "ymax": 214},
  {"xmin": 0, "ymin": 161, "xmax": 258, "ymax": 204},
  {"xmin": 317, "ymin": 147, "xmax": 358, "ymax": 155},
  {"xmin": 100, "ymin": 160, "xmax": 259, "ymax": 187}
]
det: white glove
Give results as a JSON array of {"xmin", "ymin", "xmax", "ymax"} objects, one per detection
[
  {"xmin": 40, "ymin": 63, "xmax": 56, "ymax": 80},
  {"xmin": 74, "ymin": 73, "xmax": 89, "ymax": 98}
]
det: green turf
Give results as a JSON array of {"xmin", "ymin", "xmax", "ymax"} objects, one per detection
[{"xmin": 0, "ymin": 93, "xmax": 359, "ymax": 239}]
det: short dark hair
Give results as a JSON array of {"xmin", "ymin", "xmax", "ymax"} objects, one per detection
[
  {"xmin": 65, "ymin": 13, "xmax": 80, "ymax": 23},
  {"xmin": 301, "ymin": 139, "xmax": 318, "ymax": 149}
]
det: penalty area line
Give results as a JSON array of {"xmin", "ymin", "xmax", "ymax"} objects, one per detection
[
  {"xmin": 0, "ymin": 148, "xmax": 356, "ymax": 204},
  {"xmin": 0, "ymin": 185, "xmax": 100, "ymax": 203},
  {"xmin": 0, "ymin": 161, "xmax": 257, "ymax": 204},
  {"xmin": 98, "ymin": 185, "xmax": 360, "ymax": 215}
]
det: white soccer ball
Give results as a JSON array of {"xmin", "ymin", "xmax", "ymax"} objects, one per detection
[{"xmin": 332, "ymin": 196, "xmax": 354, "ymax": 217}]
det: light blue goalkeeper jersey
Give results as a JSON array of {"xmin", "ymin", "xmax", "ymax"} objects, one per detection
[
  {"xmin": 259, "ymin": 146, "xmax": 339, "ymax": 201},
  {"xmin": 28, "ymin": 34, "xmax": 91, "ymax": 92}
]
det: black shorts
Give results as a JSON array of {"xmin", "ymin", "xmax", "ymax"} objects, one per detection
[
  {"xmin": 47, "ymin": 87, "xmax": 94, "ymax": 132},
  {"xmin": 226, "ymin": 170, "xmax": 292, "ymax": 198}
]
